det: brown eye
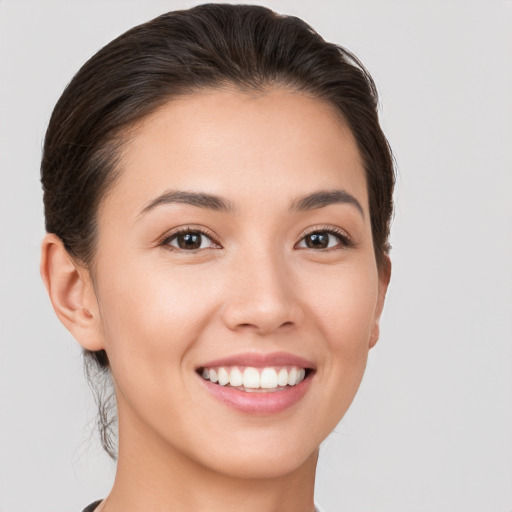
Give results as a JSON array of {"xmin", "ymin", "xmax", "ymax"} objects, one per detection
[
  {"xmin": 176, "ymin": 232, "xmax": 202, "ymax": 249},
  {"xmin": 297, "ymin": 229, "xmax": 350, "ymax": 250},
  {"xmin": 164, "ymin": 230, "xmax": 217, "ymax": 251},
  {"xmin": 304, "ymin": 232, "xmax": 330, "ymax": 249}
]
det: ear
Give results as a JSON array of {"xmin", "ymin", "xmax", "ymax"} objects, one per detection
[
  {"xmin": 369, "ymin": 256, "xmax": 391, "ymax": 349},
  {"xmin": 40, "ymin": 233, "xmax": 104, "ymax": 351}
]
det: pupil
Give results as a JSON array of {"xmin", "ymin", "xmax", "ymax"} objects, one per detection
[
  {"xmin": 178, "ymin": 232, "xmax": 201, "ymax": 250},
  {"xmin": 306, "ymin": 233, "xmax": 328, "ymax": 249}
]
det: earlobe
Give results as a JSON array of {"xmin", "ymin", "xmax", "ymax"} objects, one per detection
[
  {"xmin": 40, "ymin": 234, "xmax": 104, "ymax": 351},
  {"xmin": 369, "ymin": 256, "xmax": 391, "ymax": 349}
]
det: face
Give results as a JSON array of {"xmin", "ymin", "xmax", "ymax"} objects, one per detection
[{"xmin": 87, "ymin": 87, "xmax": 388, "ymax": 478}]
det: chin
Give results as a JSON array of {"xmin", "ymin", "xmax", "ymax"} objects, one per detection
[
  {"xmin": 179, "ymin": 424, "xmax": 322, "ymax": 480},
  {"xmin": 202, "ymin": 444, "xmax": 319, "ymax": 480}
]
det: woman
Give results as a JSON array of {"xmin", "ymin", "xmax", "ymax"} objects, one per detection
[{"xmin": 40, "ymin": 4, "xmax": 394, "ymax": 511}]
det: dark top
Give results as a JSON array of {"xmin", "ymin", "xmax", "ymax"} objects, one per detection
[
  {"xmin": 82, "ymin": 499, "xmax": 323, "ymax": 511},
  {"xmin": 82, "ymin": 500, "xmax": 102, "ymax": 512}
]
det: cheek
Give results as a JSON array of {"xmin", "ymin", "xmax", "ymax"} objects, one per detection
[
  {"xmin": 302, "ymin": 258, "xmax": 379, "ymax": 381},
  {"xmin": 94, "ymin": 256, "xmax": 220, "ymax": 390},
  {"xmin": 305, "ymin": 256, "xmax": 378, "ymax": 336}
]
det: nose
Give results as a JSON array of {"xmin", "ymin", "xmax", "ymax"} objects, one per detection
[{"xmin": 220, "ymin": 251, "xmax": 304, "ymax": 336}]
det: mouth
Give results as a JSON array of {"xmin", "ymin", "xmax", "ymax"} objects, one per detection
[
  {"xmin": 195, "ymin": 352, "xmax": 316, "ymax": 414},
  {"xmin": 196, "ymin": 365, "xmax": 313, "ymax": 393}
]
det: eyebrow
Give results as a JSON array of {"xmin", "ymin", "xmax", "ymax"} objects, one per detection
[
  {"xmin": 138, "ymin": 188, "xmax": 364, "ymax": 218},
  {"xmin": 290, "ymin": 189, "xmax": 365, "ymax": 218},
  {"xmin": 139, "ymin": 190, "xmax": 234, "ymax": 216}
]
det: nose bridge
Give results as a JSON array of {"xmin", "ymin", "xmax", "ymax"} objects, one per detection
[{"xmin": 222, "ymin": 243, "xmax": 302, "ymax": 334}]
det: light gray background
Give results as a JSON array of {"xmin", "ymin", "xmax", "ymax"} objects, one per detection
[{"xmin": 1, "ymin": 1, "xmax": 511, "ymax": 511}]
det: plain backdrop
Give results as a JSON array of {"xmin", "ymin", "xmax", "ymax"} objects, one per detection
[{"xmin": 1, "ymin": 1, "xmax": 511, "ymax": 511}]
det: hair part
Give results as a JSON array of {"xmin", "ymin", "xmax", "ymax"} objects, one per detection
[{"xmin": 41, "ymin": 3, "xmax": 395, "ymax": 458}]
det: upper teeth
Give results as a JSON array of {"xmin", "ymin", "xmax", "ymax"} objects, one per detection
[{"xmin": 201, "ymin": 366, "xmax": 307, "ymax": 389}]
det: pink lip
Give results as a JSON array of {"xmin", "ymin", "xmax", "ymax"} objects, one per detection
[
  {"xmin": 198, "ymin": 372, "xmax": 313, "ymax": 415},
  {"xmin": 197, "ymin": 351, "xmax": 315, "ymax": 370},
  {"xmin": 196, "ymin": 351, "xmax": 315, "ymax": 415}
]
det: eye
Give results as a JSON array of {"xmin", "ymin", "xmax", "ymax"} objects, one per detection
[
  {"xmin": 296, "ymin": 228, "xmax": 352, "ymax": 250},
  {"xmin": 162, "ymin": 228, "xmax": 220, "ymax": 251}
]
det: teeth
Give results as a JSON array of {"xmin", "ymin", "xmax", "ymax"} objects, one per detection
[
  {"xmin": 218, "ymin": 367, "xmax": 229, "ymax": 386},
  {"xmin": 260, "ymin": 368, "xmax": 278, "ymax": 388},
  {"xmin": 243, "ymin": 367, "xmax": 260, "ymax": 388},
  {"xmin": 200, "ymin": 365, "xmax": 308, "ymax": 390},
  {"xmin": 288, "ymin": 367, "xmax": 298, "ymax": 386},
  {"xmin": 277, "ymin": 368, "xmax": 288, "ymax": 387},
  {"xmin": 230, "ymin": 367, "xmax": 243, "ymax": 387}
]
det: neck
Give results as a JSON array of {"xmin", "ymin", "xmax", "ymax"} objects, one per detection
[{"xmin": 105, "ymin": 406, "xmax": 318, "ymax": 512}]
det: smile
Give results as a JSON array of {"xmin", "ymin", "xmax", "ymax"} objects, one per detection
[
  {"xmin": 196, "ymin": 352, "xmax": 315, "ymax": 414},
  {"xmin": 199, "ymin": 366, "xmax": 308, "ymax": 392}
]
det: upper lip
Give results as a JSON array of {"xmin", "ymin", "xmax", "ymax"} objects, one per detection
[{"xmin": 198, "ymin": 351, "xmax": 316, "ymax": 370}]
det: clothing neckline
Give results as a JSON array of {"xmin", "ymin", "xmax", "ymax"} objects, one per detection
[{"xmin": 81, "ymin": 499, "xmax": 324, "ymax": 512}]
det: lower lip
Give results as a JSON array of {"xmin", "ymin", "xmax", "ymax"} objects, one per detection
[{"xmin": 197, "ymin": 373, "xmax": 313, "ymax": 415}]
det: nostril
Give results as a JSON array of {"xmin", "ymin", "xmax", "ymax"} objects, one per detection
[
  {"xmin": 220, "ymin": 296, "xmax": 304, "ymax": 335},
  {"xmin": 235, "ymin": 321, "xmax": 296, "ymax": 335}
]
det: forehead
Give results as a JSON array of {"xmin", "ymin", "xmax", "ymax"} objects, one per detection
[{"xmin": 102, "ymin": 87, "xmax": 368, "ymax": 219}]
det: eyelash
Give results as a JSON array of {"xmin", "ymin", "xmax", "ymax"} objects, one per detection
[
  {"xmin": 296, "ymin": 226, "xmax": 353, "ymax": 250},
  {"xmin": 160, "ymin": 226, "xmax": 221, "ymax": 251},
  {"xmin": 160, "ymin": 225, "xmax": 353, "ymax": 252}
]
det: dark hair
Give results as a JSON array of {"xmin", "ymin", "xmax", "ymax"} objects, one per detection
[{"xmin": 41, "ymin": 3, "xmax": 395, "ymax": 459}]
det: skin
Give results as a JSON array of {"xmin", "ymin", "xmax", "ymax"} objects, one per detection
[{"xmin": 41, "ymin": 87, "xmax": 390, "ymax": 512}]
